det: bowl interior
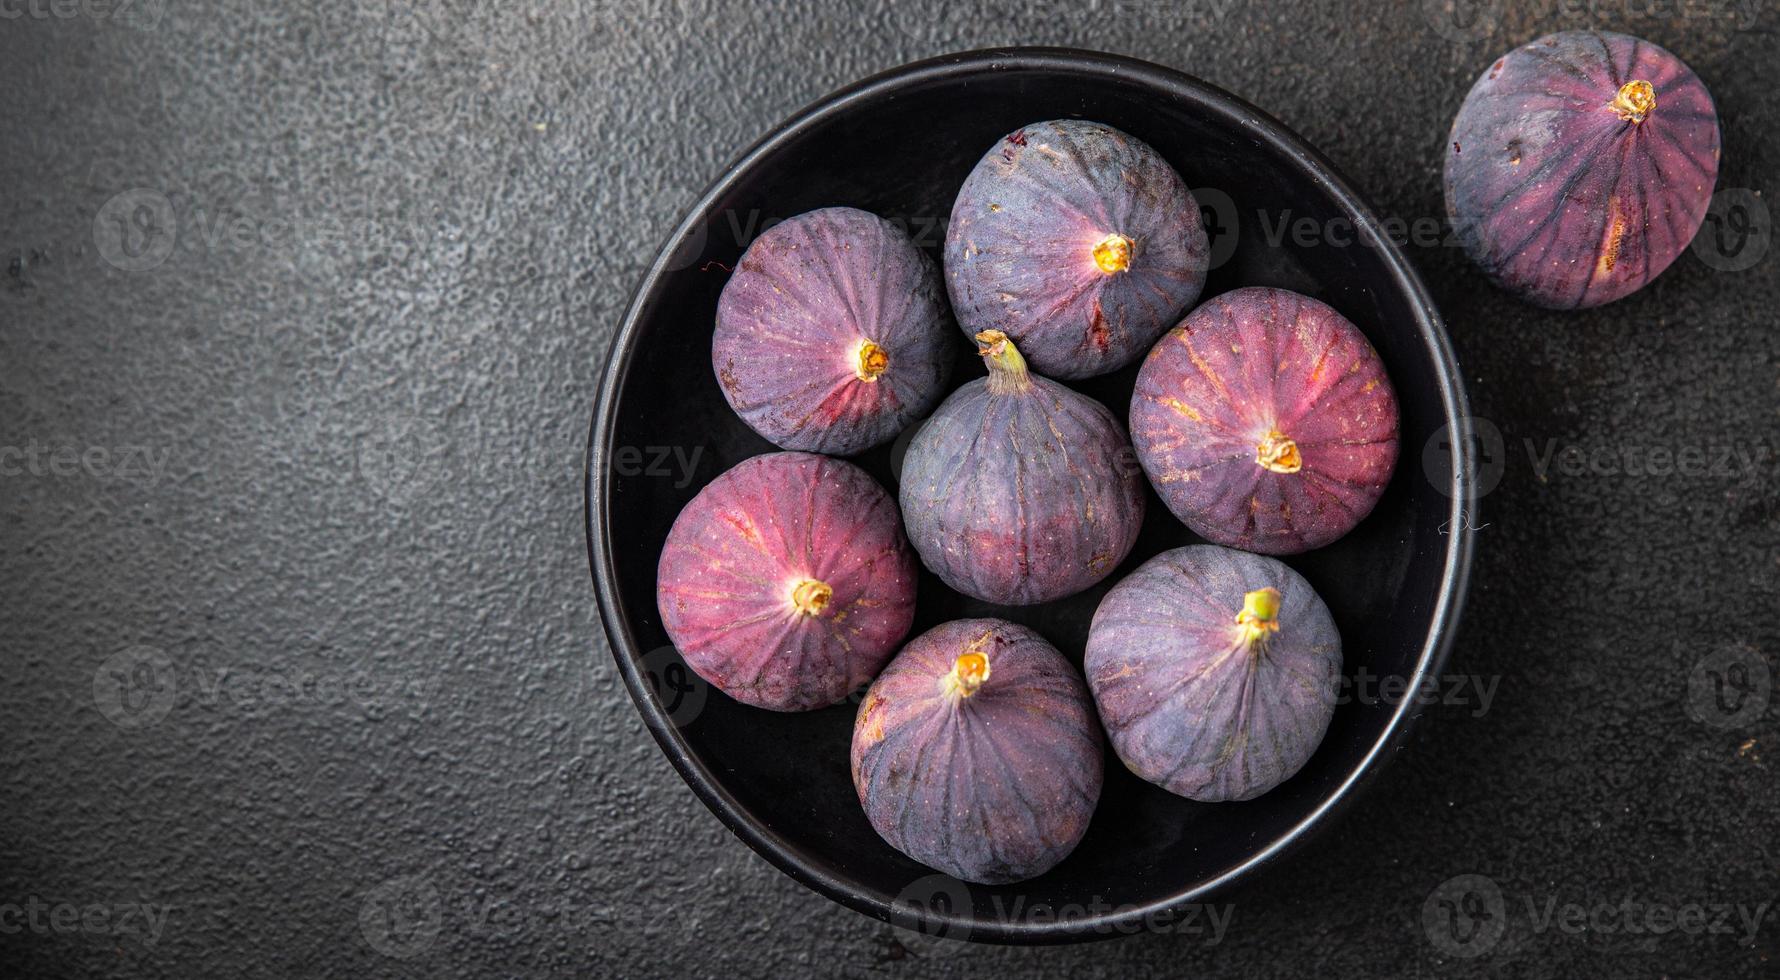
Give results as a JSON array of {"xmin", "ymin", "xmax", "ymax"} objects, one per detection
[{"xmin": 591, "ymin": 49, "xmax": 1468, "ymax": 942}]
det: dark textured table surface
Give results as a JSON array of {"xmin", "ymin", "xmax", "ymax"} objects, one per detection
[{"xmin": 3, "ymin": 1, "xmax": 1776, "ymax": 977}]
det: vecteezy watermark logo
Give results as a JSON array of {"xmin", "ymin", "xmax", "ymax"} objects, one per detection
[
  {"xmin": 1423, "ymin": 874, "xmax": 1508, "ymax": 957},
  {"xmin": 1541, "ymin": 0, "xmax": 1761, "ymax": 31},
  {"xmin": 0, "ymin": 897, "xmax": 175, "ymax": 946},
  {"xmin": 93, "ymin": 646, "xmax": 178, "ymax": 730},
  {"xmin": 608, "ymin": 445, "xmax": 705, "ymax": 489},
  {"xmin": 94, "ymin": 188, "xmax": 176, "ymax": 272},
  {"xmin": 638, "ymin": 646, "xmax": 708, "ymax": 727},
  {"xmin": 1424, "ymin": 874, "xmax": 1774, "ymax": 954},
  {"xmin": 1422, "ymin": 0, "xmax": 1503, "ymax": 42},
  {"xmin": 0, "ymin": 0, "xmax": 170, "ymax": 29},
  {"xmin": 887, "ymin": 414, "xmax": 931, "ymax": 488},
  {"xmin": 1255, "ymin": 209, "xmax": 1469, "ymax": 252},
  {"xmin": 1345, "ymin": 669, "xmax": 1501, "ymax": 718},
  {"xmin": 1425, "ymin": 0, "xmax": 1759, "ymax": 42},
  {"xmin": 659, "ymin": 206, "xmax": 953, "ymax": 275},
  {"xmin": 882, "ymin": 0, "xmax": 1242, "ymax": 40},
  {"xmin": 1403, "ymin": 416, "xmax": 1770, "ymax": 505},
  {"xmin": 354, "ymin": 412, "xmax": 445, "ymax": 504},
  {"xmin": 1423, "ymin": 416, "xmax": 1506, "ymax": 501},
  {"xmin": 889, "ymin": 874, "xmax": 974, "ymax": 953},
  {"xmin": 93, "ymin": 180, "xmax": 492, "ymax": 276},
  {"xmin": 1524, "ymin": 439, "xmax": 1774, "ymax": 482},
  {"xmin": 889, "ymin": 411, "xmax": 1141, "ymax": 489},
  {"xmin": 358, "ymin": 877, "xmax": 726, "ymax": 949},
  {"xmin": 886, "ymin": 872, "xmax": 1234, "ymax": 950},
  {"xmin": 0, "ymin": 441, "xmax": 171, "ymax": 486},
  {"xmin": 360, "ymin": 875, "xmax": 442, "ymax": 960},
  {"xmin": 659, "ymin": 208, "xmax": 711, "ymax": 274},
  {"xmin": 1687, "ymin": 645, "xmax": 1771, "ymax": 730},
  {"xmin": 92, "ymin": 648, "xmax": 441, "ymax": 731},
  {"xmin": 1193, "ymin": 186, "xmax": 1241, "ymax": 272},
  {"xmin": 1692, "ymin": 188, "xmax": 1770, "ymax": 273}
]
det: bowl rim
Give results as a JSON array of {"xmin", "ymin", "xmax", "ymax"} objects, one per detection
[{"xmin": 584, "ymin": 45, "xmax": 1476, "ymax": 944}]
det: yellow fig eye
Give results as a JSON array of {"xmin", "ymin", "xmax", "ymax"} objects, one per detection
[
  {"xmin": 790, "ymin": 579, "xmax": 832, "ymax": 616},
  {"xmin": 1256, "ymin": 431, "xmax": 1302, "ymax": 474},
  {"xmin": 1611, "ymin": 79, "xmax": 1656, "ymax": 123},
  {"xmin": 855, "ymin": 341, "xmax": 889, "ymax": 381},
  {"xmin": 952, "ymin": 652, "xmax": 990, "ymax": 694},
  {"xmin": 1092, "ymin": 233, "xmax": 1134, "ymax": 274}
]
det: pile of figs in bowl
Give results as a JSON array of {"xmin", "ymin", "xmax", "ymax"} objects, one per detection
[{"xmin": 588, "ymin": 48, "xmax": 1476, "ymax": 942}]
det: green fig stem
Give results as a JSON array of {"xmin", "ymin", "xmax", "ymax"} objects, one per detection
[
  {"xmin": 1235, "ymin": 587, "xmax": 1282, "ymax": 646},
  {"xmin": 976, "ymin": 330, "xmax": 1032, "ymax": 394},
  {"xmin": 1611, "ymin": 79, "xmax": 1656, "ymax": 123}
]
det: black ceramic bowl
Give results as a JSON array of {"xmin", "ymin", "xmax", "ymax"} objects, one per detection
[{"xmin": 587, "ymin": 47, "xmax": 1475, "ymax": 943}]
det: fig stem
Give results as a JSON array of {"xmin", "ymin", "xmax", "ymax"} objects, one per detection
[
  {"xmin": 1611, "ymin": 79, "xmax": 1656, "ymax": 123},
  {"xmin": 943, "ymin": 650, "xmax": 991, "ymax": 699},
  {"xmin": 1236, "ymin": 587, "xmax": 1282, "ymax": 645},
  {"xmin": 1092, "ymin": 233, "xmax": 1135, "ymax": 274},
  {"xmin": 1256, "ymin": 430, "xmax": 1303, "ymax": 474},
  {"xmin": 789, "ymin": 579, "xmax": 832, "ymax": 616},
  {"xmin": 975, "ymin": 330, "xmax": 1032, "ymax": 394},
  {"xmin": 855, "ymin": 340, "xmax": 889, "ymax": 382}
]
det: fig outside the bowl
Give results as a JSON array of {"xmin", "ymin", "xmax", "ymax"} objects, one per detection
[{"xmin": 1444, "ymin": 30, "xmax": 1721, "ymax": 309}]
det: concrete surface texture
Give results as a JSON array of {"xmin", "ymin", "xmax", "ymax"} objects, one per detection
[{"xmin": 1, "ymin": 0, "xmax": 1776, "ymax": 976}]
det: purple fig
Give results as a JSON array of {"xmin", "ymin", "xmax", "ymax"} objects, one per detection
[
  {"xmin": 1445, "ymin": 30, "xmax": 1720, "ymax": 309},
  {"xmin": 1131, "ymin": 287, "xmax": 1399, "ymax": 555},
  {"xmin": 852, "ymin": 618, "xmax": 1103, "ymax": 884},
  {"xmin": 656, "ymin": 451, "xmax": 917, "ymax": 711},
  {"xmin": 944, "ymin": 120, "xmax": 1209, "ymax": 379},
  {"xmin": 1085, "ymin": 545, "xmax": 1341, "ymax": 802},
  {"xmin": 899, "ymin": 330, "xmax": 1146, "ymax": 605},
  {"xmin": 714, "ymin": 207, "xmax": 956, "ymax": 455}
]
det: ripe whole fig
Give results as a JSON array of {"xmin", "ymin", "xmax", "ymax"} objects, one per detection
[
  {"xmin": 656, "ymin": 451, "xmax": 917, "ymax": 711},
  {"xmin": 1445, "ymin": 30, "xmax": 1720, "ymax": 309},
  {"xmin": 899, "ymin": 330, "xmax": 1146, "ymax": 605},
  {"xmin": 1130, "ymin": 286, "xmax": 1399, "ymax": 555},
  {"xmin": 1085, "ymin": 545, "xmax": 1341, "ymax": 803},
  {"xmin": 714, "ymin": 207, "xmax": 956, "ymax": 455},
  {"xmin": 851, "ymin": 618, "xmax": 1103, "ymax": 884},
  {"xmin": 944, "ymin": 119, "xmax": 1209, "ymax": 379}
]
